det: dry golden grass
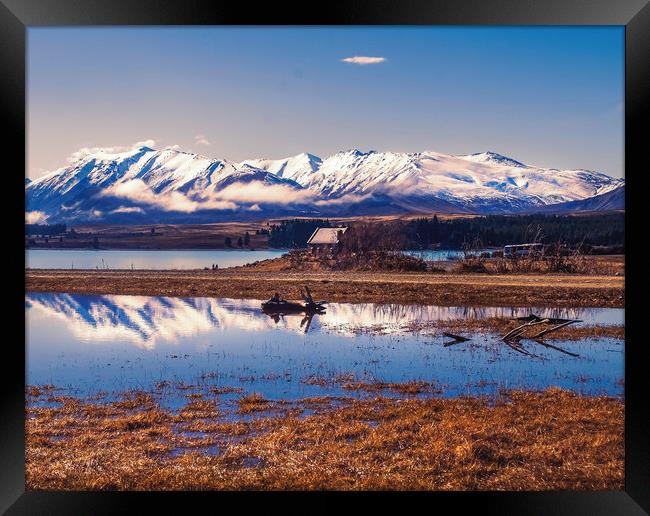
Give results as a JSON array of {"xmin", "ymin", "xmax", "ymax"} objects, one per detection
[
  {"xmin": 26, "ymin": 267, "xmax": 624, "ymax": 307},
  {"xmin": 237, "ymin": 393, "xmax": 272, "ymax": 414},
  {"xmin": 329, "ymin": 318, "xmax": 624, "ymax": 342},
  {"xmin": 340, "ymin": 380, "xmax": 441, "ymax": 395},
  {"xmin": 301, "ymin": 374, "xmax": 441, "ymax": 395},
  {"xmin": 453, "ymin": 255, "xmax": 624, "ymax": 276},
  {"xmin": 250, "ymin": 250, "xmax": 428, "ymax": 272},
  {"xmin": 210, "ymin": 386, "xmax": 244, "ymax": 395},
  {"xmin": 26, "ymin": 388, "xmax": 623, "ymax": 491},
  {"xmin": 178, "ymin": 399, "xmax": 221, "ymax": 420},
  {"xmin": 402, "ymin": 319, "xmax": 624, "ymax": 341}
]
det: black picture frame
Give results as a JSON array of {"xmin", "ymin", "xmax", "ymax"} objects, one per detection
[{"xmin": 3, "ymin": 0, "xmax": 647, "ymax": 513}]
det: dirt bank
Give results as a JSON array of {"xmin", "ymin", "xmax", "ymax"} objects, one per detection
[{"xmin": 26, "ymin": 269, "xmax": 624, "ymax": 308}]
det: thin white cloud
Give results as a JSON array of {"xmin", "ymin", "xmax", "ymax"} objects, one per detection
[
  {"xmin": 215, "ymin": 181, "xmax": 315, "ymax": 205},
  {"xmin": 104, "ymin": 178, "xmax": 318, "ymax": 212},
  {"xmin": 341, "ymin": 56, "xmax": 386, "ymax": 65},
  {"xmin": 25, "ymin": 211, "xmax": 47, "ymax": 224},
  {"xmin": 103, "ymin": 179, "xmax": 237, "ymax": 213},
  {"xmin": 313, "ymin": 193, "xmax": 373, "ymax": 206},
  {"xmin": 67, "ymin": 139, "xmax": 156, "ymax": 163},
  {"xmin": 194, "ymin": 134, "xmax": 211, "ymax": 146},
  {"xmin": 133, "ymin": 139, "xmax": 156, "ymax": 149},
  {"xmin": 111, "ymin": 206, "xmax": 145, "ymax": 214}
]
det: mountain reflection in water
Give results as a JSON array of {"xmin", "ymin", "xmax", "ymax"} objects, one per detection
[
  {"xmin": 25, "ymin": 293, "xmax": 623, "ymax": 349},
  {"xmin": 26, "ymin": 292, "xmax": 624, "ymax": 403}
]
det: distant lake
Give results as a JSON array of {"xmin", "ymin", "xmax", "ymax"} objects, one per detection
[
  {"xmin": 403, "ymin": 249, "xmax": 491, "ymax": 261},
  {"xmin": 25, "ymin": 249, "xmax": 288, "ymax": 270}
]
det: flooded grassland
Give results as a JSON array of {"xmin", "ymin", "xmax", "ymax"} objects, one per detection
[{"xmin": 25, "ymin": 294, "xmax": 624, "ymax": 490}]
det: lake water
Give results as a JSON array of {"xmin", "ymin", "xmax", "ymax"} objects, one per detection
[
  {"xmin": 404, "ymin": 249, "xmax": 467, "ymax": 261},
  {"xmin": 25, "ymin": 249, "xmax": 476, "ymax": 270},
  {"xmin": 25, "ymin": 249, "xmax": 287, "ymax": 270},
  {"xmin": 26, "ymin": 293, "xmax": 624, "ymax": 411},
  {"xmin": 404, "ymin": 249, "xmax": 497, "ymax": 261}
]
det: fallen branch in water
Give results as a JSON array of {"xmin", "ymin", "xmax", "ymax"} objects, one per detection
[
  {"xmin": 532, "ymin": 339, "xmax": 580, "ymax": 358},
  {"xmin": 531, "ymin": 320, "xmax": 581, "ymax": 339},
  {"xmin": 502, "ymin": 318, "xmax": 549, "ymax": 341},
  {"xmin": 504, "ymin": 340, "xmax": 540, "ymax": 358},
  {"xmin": 442, "ymin": 332, "xmax": 470, "ymax": 346}
]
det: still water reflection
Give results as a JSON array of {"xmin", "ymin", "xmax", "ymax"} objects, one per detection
[{"xmin": 26, "ymin": 293, "xmax": 624, "ymax": 406}]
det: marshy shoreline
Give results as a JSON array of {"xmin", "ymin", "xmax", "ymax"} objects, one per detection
[
  {"xmin": 26, "ymin": 386, "xmax": 623, "ymax": 491},
  {"xmin": 25, "ymin": 268, "xmax": 624, "ymax": 308},
  {"xmin": 25, "ymin": 255, "xmax": 626, "ymax": 491}
]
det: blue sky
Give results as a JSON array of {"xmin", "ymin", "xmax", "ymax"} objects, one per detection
[{"xmin": 28, "ymin": 26, "xmax": 624, "ymax": 178}]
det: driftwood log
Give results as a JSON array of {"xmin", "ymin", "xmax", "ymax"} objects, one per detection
[
  {"xmin": 515, "ymin": 315, "xmax": 581, "ymax": 325},
  {"xmin": 504, "ymin": 314, "xmax": 581, "ymax": 342},
  {"xmin": 442, "ymin": 332, "xmax": 470, "ymax": 346},
  {"xmin": 504, "ymin": 340, "xmax": 539, "ymax": 358},
  {"xmin": 300, "ymin": 286, "xmax": 327, "ymax": 311},
  {"xmin": 530, "ymin": 320, "xmax": 581, "ymax": 339},
  {"xmin": 502, "ymin": 318, "xmax": 550, "ymax": 341},
  {"xmin": 532, "ymin": 339, "xmax": 580, "ymax": 357}
]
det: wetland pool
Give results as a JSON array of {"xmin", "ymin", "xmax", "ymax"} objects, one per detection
[{"xmin": 26, "ymin": 293, "xmax": 624, "ymax": 410}]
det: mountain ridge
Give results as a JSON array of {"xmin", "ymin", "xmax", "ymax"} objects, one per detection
[{"xmin": 26, "ymin": 145, "xmax": 624, "ymax": 223}]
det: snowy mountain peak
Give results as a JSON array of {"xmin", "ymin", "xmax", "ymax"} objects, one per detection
[
  {"xmin": 338, "ymin": 148, "xmax": 374, "ymax": 157},
  {"xmin": 289, "ymin": 152, "xmax": 323, "ymax": 169},
  {"xmin": 299, "ymin": 152, "xmax": 321, "ymax": 161},
  {"xmin": 460, "ymin": 151, "xmax": 528, "ymax": 168},
  {"xmin": 84, "ymin": 145, "xmax": 153, "ymax": 162},
  {"xmin": 238, "ymin": 152, "xmax": 323, "ymax": 184}
]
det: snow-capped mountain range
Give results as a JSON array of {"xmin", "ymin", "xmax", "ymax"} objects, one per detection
[{"xmin": 26, "ymin": 145, "xmax": 624, "ymax": 223}]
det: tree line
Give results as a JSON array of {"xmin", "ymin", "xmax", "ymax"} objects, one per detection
[
  {"xmin": 262, "ymin": 213, "xmax": 623, "ymax": 250},
  {"xmin": 225, "ymin": 232, "xmax": 251, "ymax": 248},
  {"xmin": 25, "ymin": 223, "xmax": 66, "ymax": 236},
  {"xmin": 404, "ymin": 213, "xmax": 624, "ymax": 249}
]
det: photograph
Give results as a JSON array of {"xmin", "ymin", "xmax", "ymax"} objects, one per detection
[{"xmin": 23, "ymin": 25, "xmax": 626, "ymax": 491}]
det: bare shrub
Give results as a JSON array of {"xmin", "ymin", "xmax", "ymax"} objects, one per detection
[
  {"xmin": 338, "ymin": 222, "xmax": 408, "ymax": 254},
  {"xmin": 451, "ymin": 237, "xmax": 618, "ymax": 275},
  {"xmin": 333, "ymin": 250, "xmax": 427, "ymax": 272},
  {"xmin": 453, "ymin": 237, "xmax": 489, "ymax": 273},
  {"xmin": 283, "ymin": 222, "xmax": 429, "ymax": 272}
]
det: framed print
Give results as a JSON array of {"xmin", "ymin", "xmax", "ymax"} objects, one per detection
[{"xmin": 2, "ymin": 0, "xmax": 648, "ymax": 513}]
